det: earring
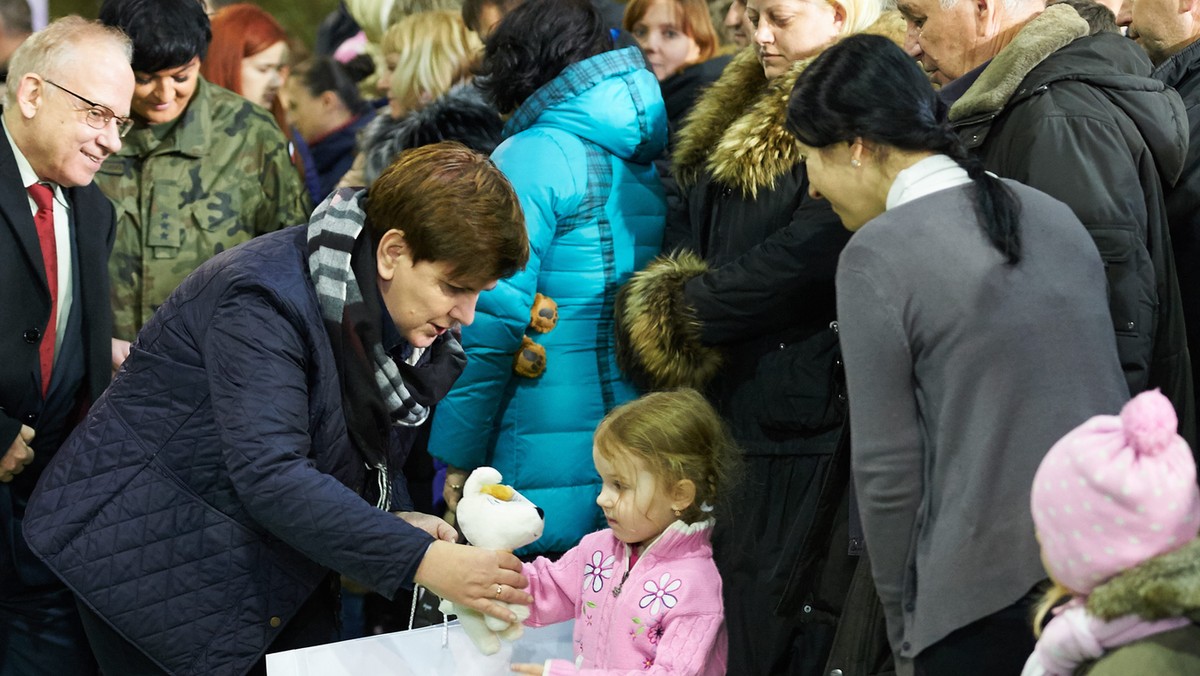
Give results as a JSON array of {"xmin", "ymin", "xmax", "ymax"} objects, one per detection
[
  {"xmin": 673, "ymin": 508, "xmax": 682, "ymax": 517},
  {"xmin": 850, "ymin": 159, "xmax": 861, "ymax": 168}
]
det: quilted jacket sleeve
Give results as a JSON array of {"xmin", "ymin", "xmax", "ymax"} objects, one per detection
[
  {"xmin": 683, "ymin": 192, "xmax": 849, "ymax": 345},
  {"xmin": 427, "ymin": 130, "xmax": 583, "ymax": 469},
  {"xmin": 205, "ymin": 289, "xmax": 434, "ymax": 599}
]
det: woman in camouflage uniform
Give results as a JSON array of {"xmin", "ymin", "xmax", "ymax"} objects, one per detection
[{"xmin": 96, "ymin": 0, "xmax": 311, "ymax": 370}]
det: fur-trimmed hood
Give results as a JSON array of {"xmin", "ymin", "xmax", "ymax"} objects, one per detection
[
  {"xmin": 671, "ymin": 12, "xmax": 906, "ymax": 197},
  {"xmin": 950, "ymin": 3, "xmax": 1186, "ymax": 184},
  {"xmin": 950, "ymin": 4, "xmax": 1090, "ymax": 121},
  {"xmin": 1088, "ymin": 537, "xmax": 1200, "ymax": 622},
  {"xmin": 614, "ymin": 251, "xmax": 722, "ymax": 391},
  {"xmin": 360, "ymin": 82, "xmax": 503, "ymax": 186}
]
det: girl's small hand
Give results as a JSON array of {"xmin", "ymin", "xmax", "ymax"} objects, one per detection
[{"xmin": 510, "ymin": 663, "xmax": 544, "ymax": 675}]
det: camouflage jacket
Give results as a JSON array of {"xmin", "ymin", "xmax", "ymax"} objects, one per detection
[{"xmin": 98, "ymin": 77, "xmax": 311, "ymax": 339}]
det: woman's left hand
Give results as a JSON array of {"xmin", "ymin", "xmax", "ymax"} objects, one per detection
[
  {"xmin": 394, "ymin": 511, "xmax": 458, "ymax": 542},
  {"xmin": 510, "ymin": 663, "xmax": 544, "ymax": 674},
  {"xmin": 444, "ymin": 465, "xmax": 471, "ymax": 512}
]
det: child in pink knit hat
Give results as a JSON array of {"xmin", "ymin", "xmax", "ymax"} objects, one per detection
[{"xmin": 1023, "ymin": 389, "xmax": 1200, "ymax": 675}]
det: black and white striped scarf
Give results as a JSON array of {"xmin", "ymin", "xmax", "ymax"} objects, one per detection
[{"xmin": 307, "ymin": 188, "xmax": 466, "ymax": 508}]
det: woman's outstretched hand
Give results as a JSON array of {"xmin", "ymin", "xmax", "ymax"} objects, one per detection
[{"xmin": 414, "ymin": 540, "xmax": 531, "ymax": 624}]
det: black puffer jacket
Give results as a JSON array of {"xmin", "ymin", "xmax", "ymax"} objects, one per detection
[{"xmin": 949, "ymin": 2, "xmax": 1195, "ymax": 443}]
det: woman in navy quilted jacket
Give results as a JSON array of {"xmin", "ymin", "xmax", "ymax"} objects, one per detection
[{"xmin": 22, "ymin": 143, "xmax": 531, "ymax": 676}]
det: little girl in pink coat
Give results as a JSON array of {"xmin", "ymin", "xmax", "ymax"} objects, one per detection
[{"xmin": 511, "ymin": 389, "xmax": 738, "ymax": 675}]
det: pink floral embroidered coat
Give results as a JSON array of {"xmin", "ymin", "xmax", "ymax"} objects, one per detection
[{"xmin": 523, "ymin": 519, "xmax": 727, "ymax": 674}]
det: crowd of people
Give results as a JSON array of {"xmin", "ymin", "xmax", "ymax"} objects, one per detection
[{"xmin": 3, "ymin": 0, "xmax": 1200, "ymax": 674}]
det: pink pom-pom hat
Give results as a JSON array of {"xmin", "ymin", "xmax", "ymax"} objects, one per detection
[{"xmin": 1031, "ymin": 389, "xmax": 1200, "ymax": 593}]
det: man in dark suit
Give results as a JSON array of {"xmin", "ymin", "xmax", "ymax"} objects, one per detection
[{"xmin": 0, "ymin": 16, "xmax": 133, "ymax": 676}]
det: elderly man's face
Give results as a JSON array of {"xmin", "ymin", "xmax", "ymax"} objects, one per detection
[
  {"xmin": 17, "ymin": 39, "xmax": 134, "ymax": 187},
  {"xmin": 899, "ymin": 0, "xmax": 985, "ymax": 85},
  {"xmin": 1130, "ymin": 0, "xmax": 1190, "ymax": 64}
]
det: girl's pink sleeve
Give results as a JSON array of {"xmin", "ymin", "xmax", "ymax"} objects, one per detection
[{"xmin": 523, "ymin": 545, "xmax": 584, "ymax": 627}]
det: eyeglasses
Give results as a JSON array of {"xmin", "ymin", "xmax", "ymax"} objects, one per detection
[{"xmin": 42, "ymin": 78, "xmax": 134, "ymax": 138}]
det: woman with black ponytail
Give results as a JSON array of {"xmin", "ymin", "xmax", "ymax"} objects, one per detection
[{"xmin": 787, "ymin": 34, "xmax": 1132, "ymax": 675}]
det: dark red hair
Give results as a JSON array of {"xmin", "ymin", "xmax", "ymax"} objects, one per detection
[{"xmin": 201, "ymin": 3, "xmax": 289, "ymax": 131}]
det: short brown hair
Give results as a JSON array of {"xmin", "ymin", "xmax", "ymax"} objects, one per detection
[
  {"xmin": 594, "ymin": 388, "xmax": 740, "ymax": 524},
  {"xmin": 365, "ymin": 141, "xmax": 529, "ymax": 285},
  {"xmin": 622, "ymin": 0, "xmax": 720, "ymax": 63}
]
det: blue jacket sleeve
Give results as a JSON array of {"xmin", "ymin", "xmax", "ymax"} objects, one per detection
[
  {"xmin": 427, "ymin": 130, "xmax": 583, "ymax": 469},
  {"xmin": 204, "ymin": 289, "xmax": 434, "ymax": 599}
]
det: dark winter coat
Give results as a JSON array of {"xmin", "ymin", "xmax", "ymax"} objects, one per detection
[
  {"xmin": 1080, "ymin": 537, "xmax": 1200, "ymax": 674},
  {"xmin": 948, "ymin": 2, "xmax": 1195, "ymax": 444},
  {"xmin": 1154, "ymin": 38, "xmax": 1200, "ymax": 439},
  {"xmin": 360, "ymin": 83, "xmax": 502, "ymax": 186},
  {"xmin": 653, "ymin": 44, "xmax": 850, "ymax": 457},
  {"xmin": 23, "ymin": 225, "xmax": 436, "ymax": 676},
  {"xmin": 309, "ymin": 110, "xmax": 374, "ymax": 202},
  {"xmin": 660, "ymin": 53, "xmax": 732, "ymax": 145}
]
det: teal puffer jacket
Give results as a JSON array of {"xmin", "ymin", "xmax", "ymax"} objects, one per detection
[{"xmin": 429, "ymin": 47, "xmax": 667, "ymax": 554}]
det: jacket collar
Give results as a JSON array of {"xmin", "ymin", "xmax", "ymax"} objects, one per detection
[
  {"xmin": 1087, "ymin": 537, "xmax": 1200, "ymax": 622},
  {"xmin": 1153, "ymin": 36, "xmax": 1200, "ymax": 91},
  {"xmin": 622, "ymin": 518, "xmax": 715, "ymax": 565},
  {"xmin": 671, "ymin": 12, "xmax": 906, "ymax": 197},
  {"xmin": 949, "ymin": 4, "xmax": 1088, "ymax": 121}
]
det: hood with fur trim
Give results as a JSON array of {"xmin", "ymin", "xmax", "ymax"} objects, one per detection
[
  {"xmin": 360, "ymin": 83, "xmax": 503, "ymax": 186},
  {"xmin": 1087, "ymin": 537, "xmax": 1200, "ymax": 622},
  {"xmin": 950, "ymin": 3, "xmax": 1186, "ymax": 185},
  {"xmin": 671, "ymin": 12, "xmax": 906, "ymax": 198}
]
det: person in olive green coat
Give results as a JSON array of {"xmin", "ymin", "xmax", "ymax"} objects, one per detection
[
  {"xmin": 1024, "ymin": 391, "xmax": 1200, "ymax": 676},
  {"xmin": 1075, "ymin": 536, "xmax": 1200, "ymax": 675},
  {"xmin": 97, "ymin": 0, "xmax": 309, "ymax": 367}
]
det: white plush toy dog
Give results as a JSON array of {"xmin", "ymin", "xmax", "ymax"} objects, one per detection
[{"xmin": 439, "ymin": 466, "xmax": 544, "ymax": 655}]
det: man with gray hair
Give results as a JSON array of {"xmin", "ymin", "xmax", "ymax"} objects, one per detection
[
  {"xmin": 887, "ymin": 0, "xmax": 1191, "ymax": 672},
  {"xmin": 0, "ymin": 15, "xmax": 133, "ymax": 675},
  {"xmin": 1129, "ymin": 0, "xmax": 1200, "ymax": 437}
]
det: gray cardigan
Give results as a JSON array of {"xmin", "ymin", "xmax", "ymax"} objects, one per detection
[{"xmin": 836, "ymin": 180, "xmax": 1129, "ymax": 659}]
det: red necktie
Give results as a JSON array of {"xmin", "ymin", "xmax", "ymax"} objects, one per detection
[{"xmin": 28, "ymin": 183, "xmax": 56, "ymax": 397}]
